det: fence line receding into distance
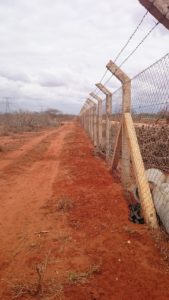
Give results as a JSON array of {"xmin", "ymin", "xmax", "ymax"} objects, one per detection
[{"xmin": 79, "ymin": 53, "xmax": 169, "ymax": 230}]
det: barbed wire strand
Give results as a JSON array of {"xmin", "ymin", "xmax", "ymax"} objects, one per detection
[
  {"xmin": 88, "ymin": 2, "xmax": 155, "ymax": 99},
  {"xmin": 84, "ymin": 7, "xmax": 167, "ymax": 111},
  {"xmin": 103, "ymin": 16, "xmax": 165, "ymax": 87}
]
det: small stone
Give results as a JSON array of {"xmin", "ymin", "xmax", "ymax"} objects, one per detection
[{"xmin": 127, "ymin": 240, "xmax": 131, "ymax": 244}]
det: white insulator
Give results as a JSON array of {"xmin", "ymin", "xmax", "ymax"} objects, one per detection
[{"xmin": 153, "ymin": 183, "xmax": 169, "ymax": 234}]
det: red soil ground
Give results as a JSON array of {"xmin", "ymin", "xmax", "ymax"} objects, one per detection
[{"xmin": 0, "ymin": 121, "xmax": 169, "ymax": 300}]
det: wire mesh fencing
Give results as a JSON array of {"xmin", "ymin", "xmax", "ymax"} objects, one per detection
[
  {"xmin": 131, "ymin": 53, "xmax": 169, "ymax": 123},
  {"xmin": 100, "ymin": 53, "xmax": 169, "ymax": 173},
  {"xmin": 81, "ymin": 53, "xmax": 169, "ymax": 230},
  {"xmin": 83, "ymin": 53, "xmax": 169, "ymax": 173},
  {"xmin": 131, "ymin": 53, "xmax": 169, "ymax": 172}
]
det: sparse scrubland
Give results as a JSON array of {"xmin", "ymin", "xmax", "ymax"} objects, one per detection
[{"xmin": 0, "ymin": 109, "xmax": 75, "ymax": 136}]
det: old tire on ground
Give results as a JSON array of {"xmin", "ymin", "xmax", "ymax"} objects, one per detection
[
  {"xmin": 145, "ymin": 168, "xmax": 166, "ymax": 188},
  {"xmin": 153, "ymin": 183, "xmax": 169, "ymax": 234}
]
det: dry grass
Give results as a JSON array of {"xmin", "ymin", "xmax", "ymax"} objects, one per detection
[
  {"xmin": 57, "ymin": 197, "xmax": 74, "ymax": 213},
  {"xmin": 68, "ymin": 264, "xmax": 101, "ymax": 284},
  {"xmin": 10, "ymin": 279, "xmax": 63, "ymax": 299},
  {"xmin": 122, "ymin": 225, "xmax": 138, "ymax": 235},
  {"xmin": 9, "ymin": 260, "xmax": 101, "ymax": 298},
  {"xmin": 8, "ymin": 251, "xmax": 63, "ymax": 299},
  {"xmin": 151, "ymin": 229, "xmax": 169, "ymax": 267},
  {"xmin": 0, "ymin": 111, "xmax": 75, "ymax": 136},
  {"xmin": 10, "ymin": 281, "xmax": 39, "ymax": 298},
  {"xmin": 40, "ymin": 196, "xmax": 74, "ymax": 216}
]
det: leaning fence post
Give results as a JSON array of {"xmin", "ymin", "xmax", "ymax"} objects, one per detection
[
  {"xmin": 96, "ymin": 83, "xmax": 112, "ymax": 161},
  {"xmin": 124, "ymin": 113, "xmax": 158, "ymax": 229},
  {"xmin": 106, "ymin": 61, "xmax": 131, "ymax": 194},
  {"xmin": 90, "ymin": 92, "xmax": 103, "ymax": 149}
]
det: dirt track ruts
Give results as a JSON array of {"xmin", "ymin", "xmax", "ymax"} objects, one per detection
[{"xmin": 0, "ymin": 121, "xmax": 169, "ymax": 300}]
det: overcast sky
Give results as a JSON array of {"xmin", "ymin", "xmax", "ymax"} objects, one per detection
[{"xmin": 0, "ymin": 0, "xmax": 168, "ymax": 114}]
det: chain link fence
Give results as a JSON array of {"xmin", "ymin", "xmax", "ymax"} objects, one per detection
[
  {"xmin": 131, "ymin": 53, "xmax": 169, "ymax": 172},
  {"xmin": 100, "ymin": 53, "xmax": 169, "ymax": 172},
  {"xmin": 83, "ymin": 53, "xmax": 169, "ymax": 173},
  {"xmin": 81, "ymin": 53, "xmax": 169, "ymax": 230}
]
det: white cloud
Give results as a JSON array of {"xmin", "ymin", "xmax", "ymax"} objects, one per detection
[{"xmin": 0, "ymin": 0, "xmax": 168, "ymax": 114}]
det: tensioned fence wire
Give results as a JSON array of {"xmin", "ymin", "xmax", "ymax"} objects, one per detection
[{"xmin": 90, "ymin": 1, "xmax": 157, "ymax": 96}]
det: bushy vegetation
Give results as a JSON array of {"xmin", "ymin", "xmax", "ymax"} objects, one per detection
[{"xmin": 0, "ymin": 109, "xmax": 75, "ymax": 136}]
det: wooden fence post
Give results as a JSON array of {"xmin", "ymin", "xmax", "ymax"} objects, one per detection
[{"xmin": 96, "ymin": 83, "xmax": 112, "ymax": 161}]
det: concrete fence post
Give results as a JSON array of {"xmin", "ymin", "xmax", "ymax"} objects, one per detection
[
  {"xmin": 106, "ymin": 60, "xmax": 131, "ymax": 194},
  {"xmin": 80, "ymin": 105, "xmax": 85, "ymax": 127},
  {"xmin": 87, "ymin": 98, "xmax": 97, "ymax": 147},
  {"xmin": 83, "ymin": 103, "xmax": 89, "ymax": 132},
  {"xmin": 82, "ymin": 108, "xmax": 85, "ymax": 130},
  {"xmin": 84, "ymin": 102, "xmax": 90, "ymax": 136},
  {"xmin": 90, "ymin": 92, "xmax": 103, "ymax": 149},
  {"xmin": 124, "ymin": 113, "xmax": 158, "ymax": 229},
  {"xmin": 86, "ymin": 99, "xmax": 92, "ymax": 139},
  {"xmin": 96, "ymin": 83, "xmax": 112, "ymax": 161},
  {"xmin": 90, "ymin": 106, "xmax": 93, "ymax": 140}
]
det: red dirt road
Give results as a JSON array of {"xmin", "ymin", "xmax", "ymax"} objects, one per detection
[{"xmin": 0, "ymin": 121, "xmax": 169, "ymax": 299}]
